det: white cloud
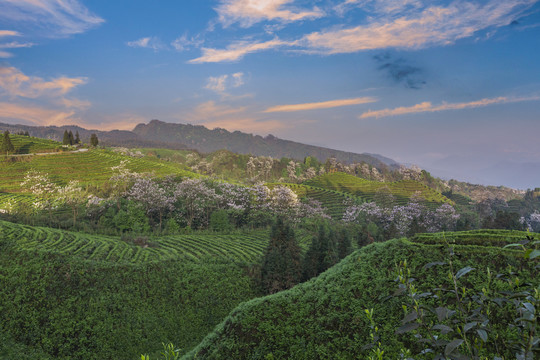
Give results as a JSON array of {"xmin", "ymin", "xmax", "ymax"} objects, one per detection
[
  {"xmin": 205, "ymin": 72, "xmax": 246, "ymax": 94},
  {"xmin": 359, "ymin": 95, "xmax": 540, "ymax": 119},
  {"xmin": 0, "ymin": 0, "xmax": 104, "ymax": 37},
  {"xmin": 189, "ymin": 38, "xmax": 293, "ymax": 63},
  {"xmin": 265, "ymin": 97, "xmax": 378, "ymax": 112},
  {"xmin": 171, "ymin": 34, "xmax": 203, "ymax": 51},
  {"xmin": 216, "ymin": 0, "xmax": 324, "ymax": 28},
  {"xmin": 126, "ymin": 36, "xmax": 165, "ymax": 51},
  {"xmin": 192, "ymin": 0, "xmax": 537, "ymax": 62},
  {"xmin": 205, "ymin": 75, "xmax": 229, "ymax": 93},
  {"xmin": 304, "ymin": 0, "xmax": 537, "ymax": 53}
]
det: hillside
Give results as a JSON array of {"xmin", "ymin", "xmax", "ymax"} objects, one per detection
[
  {"xmin": 304, "ymin": 172, "xmax": 453, "ymax": 208},
  {"xmin": 133, "ymin": 120, "xmax": 397, "ymax": 167},
  {"xmin": 184, "ymin": 230, "xmax": 539, "ymax": 359},
  {"xmin": 0, "ymin": 220, "xmax": 269, "ymax": 360}
]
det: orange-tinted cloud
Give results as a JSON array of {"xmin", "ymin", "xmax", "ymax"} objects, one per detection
[
  {"xmin": 359, "ymin": 96, "xmax": 540, "ymax": 119},
  {"xmin": 264, "ymin": 97, "xmax": 377, "ymax": 112}
]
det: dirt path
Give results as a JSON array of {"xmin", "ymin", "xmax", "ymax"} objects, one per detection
[{"xmin": 1, "ymin": 148, "xmax": 89, "ymax": 157}]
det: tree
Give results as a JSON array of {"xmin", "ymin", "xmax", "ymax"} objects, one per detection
[
  {"xmin": 62, "ymin": 130, "xmax": 70, "ymax": 145},
  {"xmin": 90, "ymin": 133, "xmax": 99, "ymax": 147},
  {"xmin": 302, "ymin": 225, "xmax": 339, "ymax": 281},
  {"xmin": 1, "ymin": 131, "xmax": 15, "ymax": 154},
  {"xmin": 68, "ymin": 130, "xmax": 74, "ymax": 145},
  {"xmin": 75, "ymin": 131, "xmax": 80, "ymax": 144},
  {"xmin": 260, "ymin": 218, "xmax": 302, "ymax": 294}
]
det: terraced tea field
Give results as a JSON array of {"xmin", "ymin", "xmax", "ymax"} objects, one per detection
[
  {"xmin": 305, "ymin": 172, "xmax": 452, "ymax": 208},
  {"xmin": 411, "ymin": 229, "xmax": 534, "ymax": 247},
  {"xmin": 0, "ymin": 220, "xmax": 268, "ymax": 264},
  {"xmin": 266, "ymin": 182, "xmax": 358, "ymax": 219}
]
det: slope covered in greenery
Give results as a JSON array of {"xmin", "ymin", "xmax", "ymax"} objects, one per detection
[
  {"xmin": 0, "ymin": 134, "xmax": 63, "ymax": 154},
  {"xmin": 184, "ymin": 230, "xmax": 538, "ymax": 359},
  {"xmin": 305, "ymin": 172, "xmax": 453, "ymax": 208},
  {"xmin": 0, "ymin": 220, "xmax": 267, "ymax": 360}
]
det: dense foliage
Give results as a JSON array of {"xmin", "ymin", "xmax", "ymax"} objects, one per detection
[
  {"xmin": 0, "ymin": 221, "xmax": 262, "ymax": 360},
  {"xmin": 183, "ymin": 232, "xmax": 538, "ymax": 359}
]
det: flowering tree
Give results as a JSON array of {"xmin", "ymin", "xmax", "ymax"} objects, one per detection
[
  {"xmin": 109, "ymin": 160, "xmax": 141, "ymax": 208},
  {"xmin": 344, "ymin": 200, "xmax": 460, "ymax": 237},
  {"xmin": 174, "ymin": 178, "xmax": 221, "ymax": 228},
  {"xmin": 57, "ymin": 180, "xmax": 87, "ymax": 227},
  {"xmin": 128, "ymin": 178, "xmax": 174, "ymax": 231},
  {"xmin": 21, "ymin": 170, "xmax": 59, "ymax": 223}
]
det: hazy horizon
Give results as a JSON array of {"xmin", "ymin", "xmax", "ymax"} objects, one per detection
[{"xmin": 1, "ymin": 0, "xmax": 539, "ymax": 189}]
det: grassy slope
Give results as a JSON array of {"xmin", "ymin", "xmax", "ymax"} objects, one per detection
[
  {"xmin": 184, "ymin": 230, "xmax": 538, "ymax": 359},
  {"xmin": 0, "ymin": 220, "xmax": 270, "ymax": 360},
  {"xmin": 305, "ymin": 172, "xmax": 453, "ymax": 208},
  {"xmin": 1, "ymin": 134, "xmax": 63, "ymax": 154}
]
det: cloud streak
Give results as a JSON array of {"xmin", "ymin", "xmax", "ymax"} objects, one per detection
[
  {"xmin": 216, "ymin": 0, "xmax": 324, "ymax": 28},
  {"xmin": 265, "ymin": 97, "xmax": 377, "ymax": 112},
  {"xmin": 205, "ymin": 72, "xmax": 245, "ymax": 93},
  {"xmin": 359, "ymin": 95, "xmax": 540, "ymax": 119},
  {"xmin": 0, "ymin": 0, "xmax": 104, "ymax": 37},
  {"xmin": 189, "ymin": 38, "xmax": 292, "ymax": 63}
]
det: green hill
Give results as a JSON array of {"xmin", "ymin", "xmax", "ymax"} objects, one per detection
[
  {"xmin": 0, "ymin": 220, "xmax": 270, "ymax": 360},
  {"xmin": 0, "ymin": 134, "xmax": 63, "ymax": 154},
  {"xmin": 305, "ymin": 172, "xmax": 453, "ymax": 208},
  {"xmin": 184, "ymin": 230, "xmax": 538, "ymax": 359}
]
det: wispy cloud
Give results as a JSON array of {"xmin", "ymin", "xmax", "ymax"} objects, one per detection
[
  {"xmin": 185, "ymin": 100, "xmax": 286, "ymax": 134},
  {"xmin": 0, "ymin": 65, "xmax": 90, "ymax": 125},
  {"xmin": 265, "ymin": 97, "xmax": 377, "ymax": 112},
  {"xmin": 171, "ymin": 34, "xmax": 203, "ymax": 51},
  {"xmin": 359, "ymin": 95, "xmax": 540, "ymax": 119},
  {"xmin": 0, "ymin": 30, "xmax": 32, "ymax": 57},
  {"xmin": 216, "ymin": 0, "xmax": 324, "ymax": 28},
  {"xmin": 189, "ymin": 38, "xmax": 293, "ymax": 63},
  {"xmin": 205, "ymin": 72, "xmax": 245, "ymax": 93},
  {"xmin": 0, "ymin": 0, "xmax": 104, "ymax": 37},
  {"xmin": 304, "ymin": 0, "xmax": 537, "ymax": 54},
  {"xmin": 0, "ymin": 66, "xmax": 87, "ymax": 99},
  {"xmin": 194, "ymin": 0, "xmax": 537, "ymax": 62},
  {"xmin": 126, "ymin": 36, "xmax": 165, "ymax": 51},
  {"xmin": 0, "ymin": 101, "xmax": 76, "ymax": 126}
]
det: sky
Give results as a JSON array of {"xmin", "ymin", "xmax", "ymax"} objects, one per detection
[{"xmin": 0, "ymin": 0, "xmax": 539, "ymax": 189}]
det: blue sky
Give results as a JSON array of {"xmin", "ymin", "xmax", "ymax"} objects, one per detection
[{"xmin": 0, "ymin": 0, "xmax": 539, "ymax": 188}]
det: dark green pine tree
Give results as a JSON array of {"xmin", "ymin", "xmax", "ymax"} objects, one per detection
[
  {"xmin": 302, "ymin": 225, "xmax": 339, "ymax": 281},
  {"xmin": 1, "ymin": 131, "xmax": 15, "ymax": 154},
  {"xmin": 75, "ymin": 131, "xmax": 80, "ymax": 144},
  {"xmin": 90, "ymin": 133, "xmax": 99, "ymax": 147},
  {"xmin": 68, "ymin": 130, "xmax": 74, "ymax": 145},
  {"xmin": 62, "ymin": 130, "xmax": 70, "ymax": 145},
  {"xmin": 260, "ymin": 217, "xmax": 302, "ymax": 294},
  {"xmin": 337, "ymin": 228, "xmax": 352, "ymax": 260}
]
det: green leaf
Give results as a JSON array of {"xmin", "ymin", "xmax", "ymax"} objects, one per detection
[
  {"xmin": 432, "ymin": 324, "xmax": 453, "ymax": 334},
  {"xmin": 528, "ymin": 249, "xmax": 540, "ymax": 259},
  {"xmin": 402, "ymin": 311, "xmax": 418, "ymax": 324},
  {"xmin": 463, "ymin": 321, "xmax": 477, "ymax": 333},
  {"xmin": 476, "ymin": 329, "xmax": 488, "ymax": 342},
  {"xmin": 444, "ymin": 339, "xmax": 464, "ymax": 356},
  {"xmin": 455, "ymin": 266, "xmax": 474, "ymax": 280},
  {"xmin": 423, "ymin": 261, "xmax": 446, "ymax": 269},
  {"xmin": 396, "ymin": 322, "xmax": 420, "ymax": 334}
]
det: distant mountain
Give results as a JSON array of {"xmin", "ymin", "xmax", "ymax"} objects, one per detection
[
  {"xmin": 0, "ymin": 120, "xmax": 398, "ymax": 168},
  {"xmin": 132, "ymin": 120, "xmax": 398, "ymax": 167}
]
